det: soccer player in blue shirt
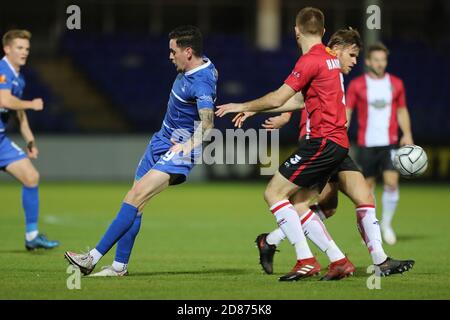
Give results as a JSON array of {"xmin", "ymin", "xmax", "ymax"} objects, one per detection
[
  {"xmin": 65, "ymin": 25, "xmax": 218, "ymax": 276},
  {"xmin": 0, "ymin": 30, "xmax": 59, "ymax": 250}
]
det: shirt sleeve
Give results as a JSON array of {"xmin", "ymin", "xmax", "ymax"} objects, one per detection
[
  {"xmin": 396, "ymin": 79, "xmax": 407, "ymax": 108},
  {"xmin": 345, "ymin": 79, "xmax": 358, "ymax": 110},
  {"xmin": 0, "ymin": 69, "xmax": 12, "ymax": 90},
  {"xmin": 284, "ymin": 56, "xmax": 318, "ymax": 92},
  {"xmin": 193, "ymin": 81, "xmax": 216, "ymax": 110}
]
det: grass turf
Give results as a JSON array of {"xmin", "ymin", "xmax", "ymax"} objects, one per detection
[{"xmin": 0, "ymin": 181, "xmax": 449, "ymax": 299}]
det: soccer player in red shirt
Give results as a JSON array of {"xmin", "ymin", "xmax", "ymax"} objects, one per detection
[
  {"xmin": 233, "ymin": 28, "xmax": 414, "ymax": 280},
  {"xmin": 216, "ymin": 7, "xmax": 352, "ymax": 281},
  {"xmin": 227, "ymin": 29, "xmax": 415, "ymax": 280},
  {"xmin": 346, "ymin": 43, "xmax": 414, "ymax": 245}
]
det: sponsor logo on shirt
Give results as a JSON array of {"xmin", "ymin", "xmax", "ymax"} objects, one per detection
[
  {"xmin": 370, "ymin": 99, "xmax": 388, "ymax": 109},
  {"xmin": 291, "ymin": 71, "xmax": 300, "ymax": 78},
  {"xmin": 0, "ymin": 74, "xmax": 6, "ymax": 84},
  {"xmin": 290, "ymin": 154, "xmax": 302, "ymax": 165}
]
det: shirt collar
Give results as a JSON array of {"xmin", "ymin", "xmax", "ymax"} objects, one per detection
[
  {"xmin": 309, "ymin": 43, "xmax": 326, "ymax": 53},
  {"xmin": 185, "ymin": 57, "xmax": 211, "ymax": 76},
  {"xmin": 2, "ymin": 56, "xmax": 19, "ymax": 78}
]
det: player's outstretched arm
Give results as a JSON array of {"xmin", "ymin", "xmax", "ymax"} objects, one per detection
[
  {"xmin": 170, "ymin": 108, "xmax": 214, "ymax": 155},
  {"xmin": 16, "ymin": 110, "xmax": 38, "ymax": 158},
  {"xmin": 215, "ymin": 84, "xmax": 297, "ymax": 118},
  {"xmin": 262, "ymin": 112, "xmax": 292, "ymax": 131},
  {"xmin": 0, "ymin": 89, "xmax": 43, "ymax": 111},
  {"xmin": 260, "ymin": 92, "xmax": 304, "ymax": 113},
  {"xmin": 231, "ymin": 92, "xmax": 302, "ymax": 128}
]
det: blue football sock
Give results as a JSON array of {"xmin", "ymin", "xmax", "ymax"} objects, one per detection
[
  {"xmin": 96, "ymin": 202, "xmax": 138, "ymax": 255},
  {"xmin": 115, "ymin": 214, "xmax": 142, "ymax": 264},
  {"xmin": 22, "ymin": 185, "xmax": 39, "ymax": 233}
]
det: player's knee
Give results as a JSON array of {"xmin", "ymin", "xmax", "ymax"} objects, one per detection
[
  {"xmin": 125, "ymin": 185, "xmax": 146, "ymax": 206},
  {"xmin": 319, "ymin": 194, "xmax": 338, "ymax": 213},
  {"xmin": 357, "ymin": 191, "xmax": 375, "ymax": 206},
  {"xmin": 22, "ymin": 170, "xmax": 39, "ymax": 187},
  {"xmin": 293, "ymin": 202, "xmax": 311, "ymax": 216},
  {"xmin": 263, "ymin": 187, "xmax": 283, "ymax": 206},
  {"xmin": 264, "ymin": 187, "xmax": 276, "ymax": 206}
]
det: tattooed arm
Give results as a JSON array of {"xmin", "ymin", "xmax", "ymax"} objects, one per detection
[{"xmin": 170, "ymin": 108, "xmax": 214, "ymax": 155}]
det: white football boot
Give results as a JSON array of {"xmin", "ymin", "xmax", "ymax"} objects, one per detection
[
  {"xmin": 65, "ymin": 251, "xmax": 96, "ymax": 275},
  {"xmin": 89, "ymin": 265, "xmax": 128, "ymax": 277}
]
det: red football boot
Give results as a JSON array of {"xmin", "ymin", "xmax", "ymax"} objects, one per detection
[
  {"xmin": 320, "ymin": 257, "xmax": 355, "ymax": 281},
  {"xmin": 279, "ymin": 257, "xmax": 321, "ymax": 281}
]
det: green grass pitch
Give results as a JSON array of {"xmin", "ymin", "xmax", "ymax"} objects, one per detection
[{"xmin": 0, "ymin": 181, "xmax": 449, "ymax": 299}]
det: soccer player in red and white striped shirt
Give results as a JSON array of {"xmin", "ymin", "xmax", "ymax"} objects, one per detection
[{"xmin": 346, "ymin": 43, "xmax": 414, "ymax": 245}]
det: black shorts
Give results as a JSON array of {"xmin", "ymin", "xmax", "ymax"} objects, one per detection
[
  {"xmin": 358, "ymin": 145, "xmax": 397, "ymax": 178},
  {"xmin": 279, "ymin": 138, "xmax": 348, "ymax": 192},
  {"xmin": 329, "ymin": 155, "xmax": 361, "ymax": 183}
]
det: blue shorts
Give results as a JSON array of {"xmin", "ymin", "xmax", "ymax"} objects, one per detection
[
  {"xmin": 0, "ymin": 135, "xmax": 27, "ymax": 170},
  {"xmin": 134, "ymin": 132, "xmax": 196, "ymax": 185}
]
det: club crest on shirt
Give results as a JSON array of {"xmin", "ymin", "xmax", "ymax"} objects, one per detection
[{"xmin": 370, "ymin": 99, "xmax": 388, "ymax": 109}]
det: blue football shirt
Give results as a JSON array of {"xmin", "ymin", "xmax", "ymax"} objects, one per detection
[
  {"xmin": 158, "ymin": 57, "xmax": 218, "ymax": 142},
  {"xmin": 0, "ymin": 57, "xmax": 26, "ymax": 135}
]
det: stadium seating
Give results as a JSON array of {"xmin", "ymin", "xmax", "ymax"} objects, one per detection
[
  {"xmin": 61, "ymin": 32, "xmax": 450, "ymax": 144},
  {"xmin": 21, "ymin": 68, "xmax": 78, "ymax": 132}
]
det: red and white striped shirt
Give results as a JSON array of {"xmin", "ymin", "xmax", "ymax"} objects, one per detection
[{"xmin": 346, "ymin": 73, "xmax": 407, "ymax": 147}]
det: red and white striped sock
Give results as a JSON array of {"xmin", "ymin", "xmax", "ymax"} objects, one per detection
[
  {"xmin": 310, "ymin": 203, "xmax": 327, "ymax": 221},
  {"xmin": 300, "ymin": 210, "xmax": 345, "ymax": 262},
  {"xmin": 267, "ymin": 203, "xmax": 327, "ymax": 246},
  {"xmin": 266, "ymin": 228, "xmax": 285, "ymax": 246},
  {"xmin": 356, "ymin": 205, "xmax": 388, "ymax": 265},
  {"xmin": 270, "ymin": 200, "xmax": 313, "ymax": 260}
]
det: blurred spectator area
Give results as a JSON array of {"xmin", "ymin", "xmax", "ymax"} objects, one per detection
[
  {"xmin": 0, "ymin": 0, "xmax": 448, "ymax": 144},
  {"xmin": 61, "ymin": 32, "xmax": 450, "ymax": 144},
  {"xmin": 19, "ymin": 67, "xmax": 78, "ymax": 133}
]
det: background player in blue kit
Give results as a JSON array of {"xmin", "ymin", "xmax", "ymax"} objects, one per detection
[
  {"xmin": 65, "ymin": 25, "xmax": 217, "ymax": 276},
  {"xmin": 0, "ymin": 30, "xmax": 59, "ymax": 250}
]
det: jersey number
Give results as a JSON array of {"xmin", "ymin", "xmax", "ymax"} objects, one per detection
[{"xmin": 161, "ymin": 151, "xmax": 176, "ymax": 161}]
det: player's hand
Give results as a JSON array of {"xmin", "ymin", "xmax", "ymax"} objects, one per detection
[
  {"xmin": 215, "ymin": 103, "xmax": 245, "ymax": 118},
  {"xmin": 262, "ymin": 113, "xmax": 290, "ymax": 131},
  {"xmin": 170, "ymin": 139, "xmax": 192, "ymax": 156},
  {"xmin": 232, "ymin": 111, "xmax": 256, "ymax": 128},
  {"xmin": 26, "ymin": 141, "xmax": 39, "ymax": 159},
  {"xmin": 30, "ymin": 98, "xmax": 44, "ymax": 111},
  {"xmin": 399, "ymin": 134, "xmax": 414, "ymax": 146}
]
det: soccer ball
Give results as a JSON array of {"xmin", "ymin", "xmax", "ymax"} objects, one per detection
[{"xmin": 393, "ymin": 145, "xmax": 428, "ymax": 177}]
